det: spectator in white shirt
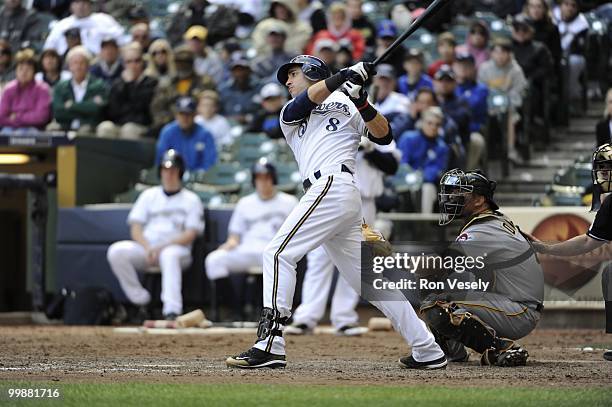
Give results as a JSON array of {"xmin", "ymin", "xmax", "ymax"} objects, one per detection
[
  {"xmin": 43, "ymin": 0, "xmax": 125, "ymax": 56},
  {"xmin": 372, "ymin": 63, "xmax": 411, "ymax": 117},
  {"xmin": 195, "ymin": 90, "xmax": 234, "ymax": 148}
]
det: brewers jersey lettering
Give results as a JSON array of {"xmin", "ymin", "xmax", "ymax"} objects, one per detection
[{"xmin": 280, "ymin": 91, "xmax": 366, "ymax": 180}]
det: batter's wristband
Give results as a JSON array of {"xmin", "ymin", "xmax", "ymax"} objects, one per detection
[
  {"xmin": 324, "ymin": 72, "xmax": 346, "ymax": 93},
  {"xmin": 357, "ymin": 101, "xmax": 377, "ymax": 122}
]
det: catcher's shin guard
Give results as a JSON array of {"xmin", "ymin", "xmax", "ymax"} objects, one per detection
[
  {"xmin": 420, "ymin": 301, "xmax": 514, "ymax": 355},
  {"xmin": 430, "ymin": 327, "xmax": 469, "ymax": 362}
]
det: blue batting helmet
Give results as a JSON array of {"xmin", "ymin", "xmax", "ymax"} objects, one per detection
[
  {"xmin": 252, "ymin": 157, "xmax": 278, "ymax": 186},
  {"xmin": 276, "ymin": 55, "xmax": 331, "ymax": 86},
  {"xmin": 159, "ymin": 149, "xmax": 186, "ymax": 179}
]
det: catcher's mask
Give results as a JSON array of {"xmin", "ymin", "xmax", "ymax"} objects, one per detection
[
  {"xmin": 590, "ymin": 143, "xmax": 612, "ymax": 211},
  {"xmin": 438, "ymin": 168, "xmax": 498, "ymax": 226}
]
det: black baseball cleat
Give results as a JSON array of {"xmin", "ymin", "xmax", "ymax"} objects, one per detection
[
  {"xmin": 481, "ymin": 345, "xmax": 529, "ymax": 367},
  {"xmin": 398, "ymin": 355, "xmax": 448, "ymax": 370},
  {"xmin": 226, "ymin": 347, "xmax": 286, "ymax": 369},
  {"xmin": 603, "ymin": 350, "xmax": 612, "ymax": 361}
]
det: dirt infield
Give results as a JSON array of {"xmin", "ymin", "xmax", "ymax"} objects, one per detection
[{"xmin": 0, "ymin": 326, "xmax": 611, "ymax": 387}]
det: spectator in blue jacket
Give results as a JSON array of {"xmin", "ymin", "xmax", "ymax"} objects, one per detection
[
  {"xmin": 398, "ymin": 107, "xmax": 449, "ymax": 214},
  {"xmin": 453, "ymin": 52, "xmax": 489, "ymax": 133},
  {"xmin": 434, "ymin": 64, "xmax": 486, "ymax": 169},
  {"xmin": 156, "ymin": 96, "xmax": 217, "ymax": 172},
  {"xmin": 397, "ymin": 48, "xmax": 433, "ymax": 100},
  {"xmin": 453, "ymin": 54, "xmax": 489, "ymax": 170},
  {"xmin": 433, "ymin": 65, "xmax": 472, "ymax": 146}
]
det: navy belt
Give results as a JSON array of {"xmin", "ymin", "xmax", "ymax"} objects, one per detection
[{"xmin": 303, "ymin": 165, "xmax": 352, "ymax": 192}]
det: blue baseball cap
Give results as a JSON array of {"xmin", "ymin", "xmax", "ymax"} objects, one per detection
[
  {"xmin": 175, "ymin": 96, "xmax": 197, "ymax": 114},
  {"xmin": 377, "ymin": 19, "xmax": 397, "ymax": 39}
]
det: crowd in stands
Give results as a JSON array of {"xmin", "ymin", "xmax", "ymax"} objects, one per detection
[{"xmin": 0, "ymin": 0, "xmax": 610, "ymax": 212}]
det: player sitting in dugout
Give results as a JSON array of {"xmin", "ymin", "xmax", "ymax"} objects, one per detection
[
  {"xmin": 418, "ymin": 169, "xmax": 544, "ymax": 367},
  {"xmin": 528, "ymin": 143, "xmax": 612, "ymax": 362},
  {"xmin": 204, "ymin": 158, "xmax": 298, "ymax": 317},
  {"xmin": 107, "ymin": 150, "xmax": 204, "ymax": 321}
]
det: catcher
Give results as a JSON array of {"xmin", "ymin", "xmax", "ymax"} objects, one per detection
[
  {"xmin": 419, "ymin": 169, "xmax": 544, "ymax": 366},
  {"xmin": 529, "ymin": 143, "xmax": 612, "ymax": 362}
]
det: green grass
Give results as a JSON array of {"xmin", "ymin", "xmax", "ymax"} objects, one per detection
[{"xmin": 0, "ymin": 382, "xmax": 610, "ymax": 407}]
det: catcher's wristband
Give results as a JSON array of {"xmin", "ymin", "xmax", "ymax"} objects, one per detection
[
  {"xmin": 324, "ymin": 71, "xmax": 347, "ymax": 93},
  {"xmin": 355, "ymin": 100, "xmax": 377, "ymax": 122}
]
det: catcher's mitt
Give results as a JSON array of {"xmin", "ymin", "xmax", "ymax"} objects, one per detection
[{"xmin": 361, "ymin": 223, "xmax": 393, "ymax": 257}]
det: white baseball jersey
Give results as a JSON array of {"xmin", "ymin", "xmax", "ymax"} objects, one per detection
[
  {"xmin": 229, "ymin": 191, "xmax": 299, "ymax": 246},
  {"xmin": 127, "ymin": 186, "xmax": 204, "ymax": 248},
  {"xmin": 355, "ymin": 140, "xmax": 400, "ymax": 199},
  {"xmin": 374, "ymin": 91, "xmax": 411, "ymax": 116},
  {"xmin": 253, "ymin": 84, "xmax": 444, "ymax": 362},
  {"xmin": 280, "ymin": 90, "xmax": 367, "ymax": 180}
]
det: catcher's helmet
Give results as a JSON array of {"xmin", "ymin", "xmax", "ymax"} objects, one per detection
[
  {"xmin": 438, "ymin": 169, "xmax": 498, "ymax": 226},
  {"xmin": 159, "ymin": 149, "xmax": 186, "ymax": 179},
  {"xmin": 590, "ymin": 143, "xmax": 612, "ymax": 211},
  {"xmin": 252, "ymin": 157, "xmax": 278, "ymax": 186},
  {"xmin": 276, "ymin": 55, "xmax": 331, "ymax": 86}
]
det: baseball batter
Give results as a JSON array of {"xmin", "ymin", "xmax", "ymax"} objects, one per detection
[
  {"xmin": 530, "ymin": 143, "xmax": 612, "ymax": 362},
  {"xmin": 226, "ymin": 55, "xmax": 446, "ymax": 369},
  {"xmin": 286, "ymin": 139, "xmax": 400, "ymax": 335},
  {"xmin": 419, "ymin": 169, "xmax": 544, "ymax": 367}
]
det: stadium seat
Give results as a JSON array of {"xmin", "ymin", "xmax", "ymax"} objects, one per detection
[
  {"xmin": 139, "ymin": 166, "xmax": 160, "ymax": 185},
  {"xmin": 235, "ymin": 132, "xmax": 269, "ymax": 147},
  {"xmin": 113, "ymin": 183, "xmax": 150, "ymax": 203},
  {"xmin": 189, "ymin": 162, "xmax": 243, "ymax": 193},
  {"xmin": 473, "ymin": 11, "xmax": 498, "ymax": 24},
  {"xmin": 450, "ymin": 24, "xmax": 469, "ymax": 45},
  {"xmin": 236, "ymin": 145, "xmax": 269, "ymax": 166},
  {"xmin": 187, "ymin": 186, "xmax": 228, "ymax": 206},
  {"xmin": 274, "ymin": 161, "xmax": 301, "ymax": 193},
  {"xmin": 390, "ymin": 164, "xmax": 423, "ymax": 194}
]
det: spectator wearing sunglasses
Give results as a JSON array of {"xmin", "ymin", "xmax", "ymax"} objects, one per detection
[
  {"xmin": 96, "ymin": 42, "xmax": 158, "ymax": 140},
  {"xmin": 144, "ymin": 39, "xmax": 176, "ymax": 84}
]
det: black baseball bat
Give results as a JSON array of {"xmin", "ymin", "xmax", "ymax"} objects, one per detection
[{"xmin": 373, "ymin": 0, "xmax": 452, "ymax": 66}]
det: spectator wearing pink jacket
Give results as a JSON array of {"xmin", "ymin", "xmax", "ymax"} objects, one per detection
[{"xmin": 0, "ymin": 49, "xmax": 51, "ymax": 132}]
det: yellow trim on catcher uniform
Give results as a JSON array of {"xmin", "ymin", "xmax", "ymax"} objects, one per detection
[
  {"xmin": 452, "ymin": 301, "xmax": 528, "ymax": 317},
  {"xmin": 266, "ymin": 176, "xmax": 334, "ymax": 352}
]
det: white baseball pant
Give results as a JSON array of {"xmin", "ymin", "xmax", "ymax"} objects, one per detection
[
  {"xmin": 107, "ymin": 240, "xmax": 192, "ymax": 315},
  {"xmin": 291, "ymin": 195, "xmax": 376, "ymax": 330},
  {"xmin": 253, "ymin": 172, "xmax": 443, "ymax": 362},
  {"xmin": 204, "ymin": 242, "xmax": 266, "ymax": 281},
  {"xmin": 291, "ymin": 246, "xmax": 359, "ymax": 330}
]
